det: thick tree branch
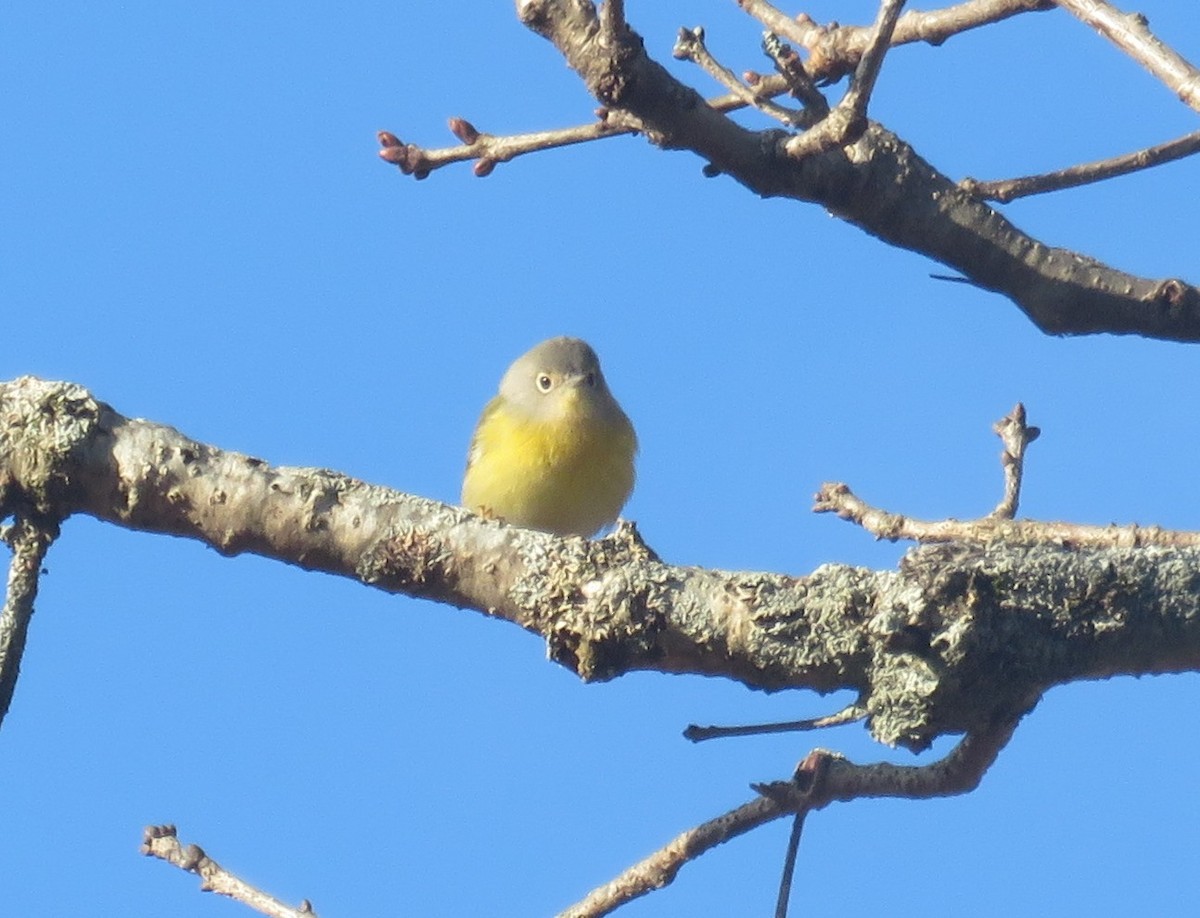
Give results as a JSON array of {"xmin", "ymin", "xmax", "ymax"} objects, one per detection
[
  {"xmin": 5, "ymin": 376, "xmax": 1200, "ymax": 755},
  {"xmin": 495, "ymin": 0, "xmax": 1200, "ymax": 340},
  {"xmin": 381, "ymin": 0, "xmax": 1054, "ymax": 177}
]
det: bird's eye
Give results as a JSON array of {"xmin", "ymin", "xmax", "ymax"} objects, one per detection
[
  {"xmin": 536, "ymin": 374, "xmax": 553, "ymax": 392},
  {"xmin": 583, "ymin": 371, "xmax": 597, "ymax": 387}
]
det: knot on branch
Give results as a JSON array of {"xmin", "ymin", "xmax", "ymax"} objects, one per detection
[
  {"xmin": 0, "ymin": 377, "xmax": 106, "ymax": 519},
  {"xmin": 512, "ymin": 531, "xmax": 672, "ymax": 682}
]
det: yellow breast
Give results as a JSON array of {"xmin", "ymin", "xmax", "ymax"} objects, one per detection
[{"xmin": 461, "ymin": 395, "xmax": 636, "ymax": 537}]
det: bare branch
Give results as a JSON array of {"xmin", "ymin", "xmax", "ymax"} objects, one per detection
[
  {"xmin": 742, "ymin": 0, "xmax": 1054, "ymax": 82},
  {"xmin": 377, "ymin": 118, "xmax": 630, "ymax": 179},
  {"xmin": 381, "ymin": 0, "xmax": 1054, "ymax": 180},
  {"xmin": 506, "ymin": 0, "xmax": 1200, "ymax": 340},
  {"xmin": 7, "ymin": 375, "xmax": 1200, "ymax": 754},
  {"xmin": 557, "ymin": 790, "xmax": 791, "ymax": 917},
  {"xmin": 0, "ymin": 515, "xmax": 56, "ymax": 730},
  {"xmin": 843, "ymin": 0, "xmax": 906, "ymax": 115},
  {"xmin": 562, "ymin": 715, "xmax": 1021, "ymax": 917},
  {"xmin": 1054, "ymin": 0, "xmax": 1200, "ymax": 114},
  {"xmin": 673, "ymin": 26, "xmax": 810, "ymax": 127},
  {"xmin": 760, "ymin": 32, "xmax": 830, "ymax": 116},
  {"xmin": 963, "ymin": 128, "xmax": 1200, "ymax": 202},
  {"xmin": 141, "ymin": 825, "xmax": 317, "ymax": 918},
  {"xmin": 683, "ymin": 701, "xmax": 867, "ymax": 743},
  {"xmin": 816, "ymin": 482, "xmax": 1200, "ymax": 548},
  {"xmin": 989, "ymin": 402, "xmax": 1040, "ymax": 520},
  {"xmin": 784, "ymin": 0, "xmax": 907, "ymax": 158}
]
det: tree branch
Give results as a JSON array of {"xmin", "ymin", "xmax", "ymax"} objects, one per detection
[
  {"xmin": 783, "ymin": 0, "xmax": 907, "ymax": 159},
  {"xmin": 141, "ymin": 825, "xmax": 317, "ymax": 918},
  {"xmin": 740, "ymin": 0, "xmax": 1053, "ymax": 82},
  {"xmin": 815, "ymin": 482, "xmax": 1200, "ymax": 548},
  {"xmin": 0, "ymin": 514, "xmax": 56, "ymax": 729},
  {"xmin": 497, "ymin": 0, "xmax": 1200, "ymax": 340},
  {"xmin": 673, "ymin": 27, "xmax": 810, "ymax": 128},
  {"xmin": 380, "ymin": 0, "xmax": 1053, "ymax": 179},
  {"xmin": 1054, "ymin": 0, "xmax": 1200, "ymax": 114},
  {"xmin": 561, "ymin": 713, "xmax": 1021, "ymax": 917},
  {"xmin": 962, "ymin": 128, "xmax": 1200, "ymax": 201},
  {"xmin": 5, "ymin": 376, "xmax": 1200, "ymax": 755}
]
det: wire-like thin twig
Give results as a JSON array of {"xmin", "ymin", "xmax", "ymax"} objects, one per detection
[
  {"xmin": 989, "ymin": 403, "xmax": 1040, "ymax": 519},
  {"xmin": 0, "ymin": 515, "xmax": 56, "ymax": 730},
  {"xmin": 1054, "ymin": 0, "xmax": 1200, "ymax": 115},
  {"xmin": 774, "ymin": 814, "xmax": 806, "ymax": 918},
  {"xmin": 142, "ymin": 825, "xmax": 317, "ymax": 918},
  {"xmin": 962, "ymin": 128, "xmax": 1200, "ymax": 201},
  {"xmin": 673, "ymin": 26, "xmax": 810, "ymax": 126},
  {"xmin": 683, "ymin": 702, "xmax": 866, "ymax": 743}
]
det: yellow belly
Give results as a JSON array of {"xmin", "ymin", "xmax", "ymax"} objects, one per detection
[{"xmin": 462, "ymin": 397, "xmax": 636, "ymax": 537}]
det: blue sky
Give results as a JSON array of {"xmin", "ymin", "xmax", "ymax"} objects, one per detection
[{"xmin": 3, "ymin": 2, "xmax": 1199, "ymax": 915}]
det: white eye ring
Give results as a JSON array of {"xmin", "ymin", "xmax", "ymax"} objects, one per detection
[
  {"xmin": 536, "ymin": 374, "xmax": 553, "ymax": 392},
  {"xmin": 583, "ymin": 371, "xmax": 597, "ymax": 387}
]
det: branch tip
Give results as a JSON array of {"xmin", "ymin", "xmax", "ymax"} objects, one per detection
[{"xmin": 448, "ymin": 117, "xmax": 480, "ymax": 145}]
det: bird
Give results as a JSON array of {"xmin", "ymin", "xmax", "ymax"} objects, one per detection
[{"xmin": 461, "ymin": 337, "xmax": 637, "ymax": 537}]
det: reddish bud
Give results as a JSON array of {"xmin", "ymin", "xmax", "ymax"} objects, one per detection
[
  {"xmin": 378, "ymin": 144, "xmax": 410, "ymax": 166},
  {"xmin": 448, "ymin": 117, "xmax": 480, "ymax": 144},
  {"xmin": 473, "ymin": 158, "xmax": 496, "ymax": 178}
]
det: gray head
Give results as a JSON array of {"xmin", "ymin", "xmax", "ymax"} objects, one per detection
[{"xmin": 498, "ymin": 336, "xmax": 620, "ymax": 421}]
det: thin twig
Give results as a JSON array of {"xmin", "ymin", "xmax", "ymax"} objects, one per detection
[
  {"xmin": 770, "ymin": 751, "xmax": 831, "ymax": 918},
  {"xmin": 683, "ymin": 702, "xmax": 866, "ymax": 743},
  {"xmin": 762, "ymin": 32, "xmax": 830, "ymax": 115},
  {"xmin": 784, "ymin": 0, "xmax": 907, "ymax": 159},
  {"xmin": 816, "ymin": 402, "xmax": 1200, "ymax": 545},
  {"xmin": 961, "ymin": 129, "xmax": 1200, "ymax": 201},
  {"xmin": 142, "ymin": 825, "xmax": 317, "ymax": 918},
  {"xmin": 742, "ymin": 0, "xmax": 1053, "ymax": 82},
  {"xmin": 841, "ymin": 0, "xmax": 908, "ymax": 121},
  {"xmin": 380, "ymin": 0, "xmax": 1053, "ymax": 178},
  {"xmin": 774, "ymin": 814, "xmax": 806, "ymax": 918},
  {"xmin": 560, "ymin": 718, "xmax": 1020, "ymax": 917},
  {"xmin": 673, "ymin": 26, "xmax": 810, "ymax": 127},
  {"xmin": 1054, "ymin": 0, "xmax": 1200, "ymax": 115},
  {"xmin": 378, "ymin": 118, "xmax": 630, "ymax": 178},
  {"xmin": 989, "ymin": 403, "xmax": 1040, "ymax": 519},
  {"xmin": 556, "ymin": 793, "xmax": 793, "ymax": 917},
  {"xmin": 0, "ymin": 515, "xmax": 57, "ymax": 730},
  {"xmin": 815, "ymin": 482, "xmax": 1200, "ymax": 547}
]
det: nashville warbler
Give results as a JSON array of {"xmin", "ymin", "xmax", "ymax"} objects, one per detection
[{"xmin": 461, "ymin": 337, "xmax": 637, "ymax": 537}]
